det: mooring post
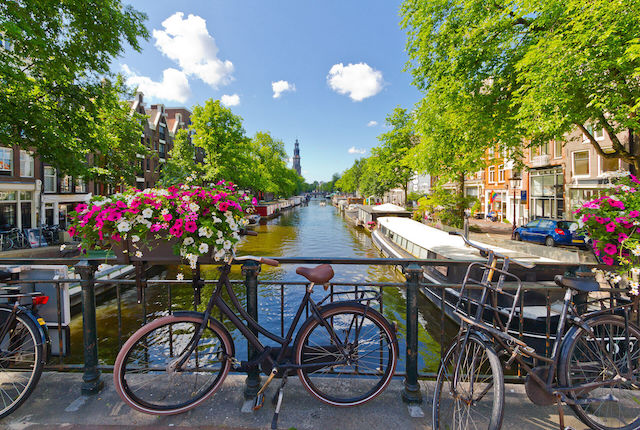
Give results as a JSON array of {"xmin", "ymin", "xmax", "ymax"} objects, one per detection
[
  {"xmin": 402, "ymin": 263, "xmax": 423, "ymax": 406},
  {"xmin": 76, "ymin": 260, "xmax": 104, "ymax": 395},
  {"xmin": 242, "ymin": 260, "xmax": 261, "ymax": 399}
]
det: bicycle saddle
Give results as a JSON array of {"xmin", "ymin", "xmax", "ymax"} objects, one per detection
[
  {"xmin": 296, "ymin": 264, "xmax": 334, "ymax": 284},
  {"xmin": 554, "ymin": 275, "xmax": 600, "ymax": 292}
]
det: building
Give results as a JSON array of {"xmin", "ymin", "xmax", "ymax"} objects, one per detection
[{"xmin": 292, "ymin": 139, "xmax": 301, "ymax": 175}]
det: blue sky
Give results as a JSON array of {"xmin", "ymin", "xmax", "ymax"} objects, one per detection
[{"xmin": 119, "ymin": 0, "xmax": 421, "ymax": 182}]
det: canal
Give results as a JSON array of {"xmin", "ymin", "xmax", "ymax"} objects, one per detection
[{"xmin": 67, "ymin": 199, "xmax": 457, "ymax": 374}]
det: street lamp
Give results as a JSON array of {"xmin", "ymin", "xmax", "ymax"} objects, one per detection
[{"xmin": 509, "ymin": 174, "xmax": 521, "ymax": 234}]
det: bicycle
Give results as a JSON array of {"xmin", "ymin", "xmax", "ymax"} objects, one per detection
[
  {"xmin": 0, "ymin": 229, "xmax": 30, "ymax": 250},
  {"xmin": 113, "ymin": 235, "xmax": 399, "ymax": 429},
  {"xmin": 0, "ymin": 270, "xmax": 50, "ymax": 418},
  {"xmin": 433, "ymin": 232, "xmax": 640, "ymax": 430}
]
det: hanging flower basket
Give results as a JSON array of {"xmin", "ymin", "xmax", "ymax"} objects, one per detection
[
  {"xmin": 69, "ymin": 181, "xmax": 256, "ymax": 267},
  {"xmin": 575, "ymin": 173, "xmax": 640, "ymax": 296}
]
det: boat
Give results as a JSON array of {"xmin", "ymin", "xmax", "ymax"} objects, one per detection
[
  {"xmin": 319, "ymin": 201, "xmax": 326, "ymax": 207},
  {"xmin": 246, "ymin": 214, "xmax": 261, "ymax": 224},
  {"xmin": 371, "ymin": 216, "xmax": 572, "ymax": 357}
]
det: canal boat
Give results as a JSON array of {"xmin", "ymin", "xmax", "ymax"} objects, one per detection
[{"xmin": 371, "ymin": 216, "xmax": 570, "ymax": 356}]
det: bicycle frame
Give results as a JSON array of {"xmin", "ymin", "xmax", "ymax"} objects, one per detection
[{"xmin": 174, "ymin": 263, "xmax": 352, "ymax": 372}]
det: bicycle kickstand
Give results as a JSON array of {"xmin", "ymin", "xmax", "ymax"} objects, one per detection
[
  {"xmin": 271, "ymin": 372, "xmax": 288, "ymax": 430},
  {"xmin": 556, "ymin": 395, "xmax": 574, "ymax": 430}
]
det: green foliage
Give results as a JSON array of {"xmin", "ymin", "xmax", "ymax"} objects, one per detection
[
  {"xmin": 401, "ymin": 0, "xmax": 640, "ymax": 170},
  {"xmin": 250, "ymin": 132, "xmax": 303, "ymax": 197},
  {"xmin": 159, "ymin": 129, "xmax": 203, "ymax": 186},
  {"xmin": 406, "ymin": 191, "xmax": 423, "ymax": 204},
  {"xmin": 416, "ymin": 187, "xmax": 477, "ymax": 229},
  {"xmin": 0, "ymin": 0, "xmax": 149, "ymax": 178},
  {"xmin": 335, "ymin": 158, "xmax": 366, "ymax": 193}
]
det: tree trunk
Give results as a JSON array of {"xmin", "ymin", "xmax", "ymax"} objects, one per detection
[{"xmin": 456, "ymin": 172, "xmax": 466, "ymax": 227}]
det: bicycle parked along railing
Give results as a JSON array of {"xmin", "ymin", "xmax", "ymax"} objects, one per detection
[
  {"xmin": 113, "ymin": 231, "xmax": 399, "ymax": 429},
  {"xmin": 0, "ymin": 270, "xmax": 50, "ymax": 418},
  {"xmin": 433, "ymin": 232, "xmax": 640, "ymax": 430}
]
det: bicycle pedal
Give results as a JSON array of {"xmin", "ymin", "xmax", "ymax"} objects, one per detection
[{"xmin": 253, "ymin": 393, "xmax": 265, "ymax": 410}]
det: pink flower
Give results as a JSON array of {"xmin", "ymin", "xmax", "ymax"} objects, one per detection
[
  {"xmin": 75, "ymin": 204, "xmax": 88, "ymax": 213},
  {"xmin": 252, "ymin": 197, "xmax": 257, "ymax": 205},
  {"xmin": 605, "ymin": 222, "xmax": 616, "ymax": 233},
  {"xmin": 218, "ymin": 201, "xmax": 230, "ymax": 212},
  {"xmin": 163, "ymin": 213, "xmax": 172, "ymax": 222},
  {"xmin": 169, "ymin": 224, "xmax": 183, "ymax": 238},
  {"xmin": 630, "ymin": 210, "xmax": 640, "ymax": 218},
  {"xmin": 150, "ymin": 223, "xmax": 163, "ymax": 232},
  {"xmin": 185, "ymin": 221, "xmax": 197, "ymax": 233},
  {"xmin": 602, "ymin": 256, "xmax": 614, "ymax": 266},
  {"xmin": 116, "ymin": 201, "xmax": 127, "ymax": 209},
  {"xmin": 618, "ymin": 233, "xmax": 628, "ymax": 242},
  {"xmin": 68, "ymin": 226, "xmax": 76, "ymax": 237},
  {"xmin": 631, "ymin": 174, "xmax": 640, "ymax": 184},
  {"xmin": 608, "ymin": 199, "xmax": 625, "ymax": 210},
  {"xmin": 595, "ymin": 216, "xmax": 605, "ymax": 224},
  {"xmin": 111, "ymin": 233, "xmax": 121, "ymax": 242},
  {"xmin": 603, "ymin": 243, "xmax": 617, "ymax": 255}
]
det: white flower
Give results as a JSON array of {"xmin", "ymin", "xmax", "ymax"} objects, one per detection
[
  {"xmin": 176, "ymin": 273, "xmax": 184, "ymax": 281},
  {"xmin": 631, "ymin": 267, "xmax": 640, "ymax": 276},
  {"xmin": 161, "ymin": 209, "xmax": 169, "ymax": 216},
  {"xmin": 135, "ymin": 250, "xmax": 143, "ymax": 258},
  {"xmin": 142, "ymin": 208, "xmax": 153, "ymax": 218},
  {"xmin": 223, "ymin": 240, "xmax": 232, "ymax": 250},
  {"xmin": 131, "ymin": 235, "xmax": 140, "ymax": 243},
  {"xmin": 179, "ymin": 247, "xmax": 187, "ymax": 256},
  {"xmin": 216, "ymin": 238, "xmax": 224, "ymax": 245},
  {"xmin": 217, "ymin": 230, "xmax": 223, "ymax": 239},
  {"xmin": 183, "ymin": 237, "xmax": 194, "ymax": 246},
  {"xmin": 59, "ymin": 244, "xmax": 66, "ymax": 251},
  {"xmin": 215, "ymin": 249, "xmax": 226, "ymax": 260},
  {"xmin": 97, "ymin": 264, "xmax": 108, "ymax": 271},
  {"xmin": 117, "ymin": 221, "xmax": 131, "ymax": 233},
  {"xmin": 633, "ymin": 247, "xmax": 640, "ymax": 257},
  {"xmin": 198, "ymin": 243, "xmax": 209, "ymax": 253},
  {"xmin": 198, "ymin": 227, "xmax": 208, "ymax": 237},
  {"xmin": 189, "ymin": 203, "xmax": 200, "ymax": 212}
]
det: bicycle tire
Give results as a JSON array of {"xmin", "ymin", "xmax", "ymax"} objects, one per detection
[
  {"xmin": 0, "ymin": 307, "xmax": 45, "ymax": 418},
  {"xmin": 294, "ymin": 303, "xmax": 398, "ymax": 406},
  {"xmin": 113, "ymin": 314, "xmax": 233, "ymax": 415},
  {"xmin": 1, "ymin": 237, "xmax": 13, "ymax": 251},
  {"xmin": 433, "ymin": 332, "xmax": 504, "ymax": 430},
  {"xmin": 558, "ymin": 314, "xmax": 640, "ymax": 430}
]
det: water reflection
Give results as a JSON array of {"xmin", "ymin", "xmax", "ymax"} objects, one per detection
[{"xmin": 68, "ymin": 200, "xmax": 455, "ymax": 374}]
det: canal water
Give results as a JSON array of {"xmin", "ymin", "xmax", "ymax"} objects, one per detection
[{"xmin": 67, "ymin": 199, "xmax": 456, "ymax": 374}]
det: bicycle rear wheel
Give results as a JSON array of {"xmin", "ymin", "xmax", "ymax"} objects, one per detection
[
  {"xmin": 294, "ymin": 303, "xmax": 398, "ymax": 406},
  {"xmin": 0, "ymin": 307, "xmax": 45, "ymax": 418},
  {"xmin": 433, "ymin": 332, "xmax": 504, "ymax": 430},
  {"xmin": 113, "ymin": 314, "xmax": 233, "ymax": 415},
  {"xmin": 559, "ymin": 314, "xmax": 640, "ymax": 430}
]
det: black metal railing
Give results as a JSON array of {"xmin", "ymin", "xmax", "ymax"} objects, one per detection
[{"xmin": 0, "ymin": 256, "xmax": 632, "ymax": 407}]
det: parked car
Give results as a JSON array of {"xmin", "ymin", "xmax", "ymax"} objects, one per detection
[{"xmin": 513, "ymin": 218, "xmax": 586, "ymax": 247}]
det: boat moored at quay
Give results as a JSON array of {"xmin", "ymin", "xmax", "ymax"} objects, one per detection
[{"xmin": 371, "ymin": 216, "xmax": 576, "ymax": 356}]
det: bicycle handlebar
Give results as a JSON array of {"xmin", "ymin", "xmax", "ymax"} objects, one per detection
[{"xmin": 448, "ymin": 231, "xmax": 535, "ymax": 269}]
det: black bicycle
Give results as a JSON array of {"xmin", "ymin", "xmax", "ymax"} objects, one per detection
[
  {"xmin": 114, "ymin": 244, "xmax": 399, "ymax": 428},
  {"xmin": 433, "ymin": 233, "xmax": 640, "ymax": 430},
  {"xmin": 0, "ymin": 270, "xmax": 50, "ymax": 418}
]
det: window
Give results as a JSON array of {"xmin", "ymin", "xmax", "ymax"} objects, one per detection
[
  {"xmin": 539, "ymin": 142, "xmax": 549, "ymax": 155},
  {"xmin": 594, "ymin": 128, "xmax": 605, "ymax": 140},
  {"xmin": 159, "ymin": 125, "xmax": 166, "ymax": 141},
  {"xmin": 0, "ymin": 147, "xmax": 12, "ymax": 175},
  {"xmin": 159, "ymin": 142, "xmax": 166, "ymax": 157},
  {"xmin": 60, "ymin": 175, "xmax": 72, "ymax": 193},
  {"xmin": 488, "ymin": 166, "xmax": 496, "ymax": 183},
  {"xmin": 573, "ymin": 151, "xmax": 590, "ymax": 176},
  {"xmin": 20, "ymin": 151, "xmax": 34, "ymax": 177},
  {"xmin": 498, "ymin": 164, "xmax": 505, "ymax": 182},
  {"xmin": 44, "ymin": 166, "xmax": 57, "ymax": 192},
  {"xmin": 554, "ymin": 140, "xmax": 562, "ymax": 159},
  {"xmin": 487, "ymin": 147, "xmax": 495, "ymax": 158},
  {"xmin": 75, "ymin": 178, "xmax": 86, "ymax": 193},
  {"xmin": 146, "ymin": 158, "xmax": 150, "ymax": 171},
  {"xmin": 601, "ymin": 156, "xmax": 619, "ymax": 173},
  {"xmin": 525, "ymin": 220, "xmax": 540, "ymax": 228}
]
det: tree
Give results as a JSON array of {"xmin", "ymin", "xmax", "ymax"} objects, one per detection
[
  {"xmin": 335, "ymin": 158, "xmax": 366, "ymax": 193},
  {"xmin": 190, "ymin": 99, "xmax": 253, "ymax": 187},
  {"xmin": 373, "ymin": 107, "xmax": 417, "ymax": 203},
  {"xmin": 250, "ymin": 132, "xmax": 298, "ymax": 196},
  {"xmin": 0, "ymin": 0, "xmax": 149, "ymax": 177},
  {"xmin": 401, "ymin": 0, "xmax": 640, "ymax": 171},
  {"xmin": 159, "ymin": 129, "xmax": 203, "ymax": 186},
  {"xmin": 358, "ymin": 156, "xmax": 388, "ymax": 198}
]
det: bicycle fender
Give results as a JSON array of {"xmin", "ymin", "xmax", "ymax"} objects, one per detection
[
  {"xmin": 172, "ymin": 311, "xmax": 235, "ymax": 357},
  {"xmin": 10, "ymin": 305, "xmax": 50, "ymax": 364},
  {"xmin": 558, "ymin": 313, "xmax": 627, "ymax": 365}
]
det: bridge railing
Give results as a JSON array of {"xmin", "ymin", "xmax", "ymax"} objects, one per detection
[{"xmin": 0, "ymin": 256, "xmax": 628, "ymax": 407}]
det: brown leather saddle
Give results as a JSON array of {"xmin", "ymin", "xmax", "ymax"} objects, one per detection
[{"xmin": 295, "ymin": 264, "xmax": 334, "ymax": 285}]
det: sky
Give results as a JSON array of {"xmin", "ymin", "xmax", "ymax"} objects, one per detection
[{"xmin": 118, "ymin": 0, "xmax": 422, "ymax": 182}]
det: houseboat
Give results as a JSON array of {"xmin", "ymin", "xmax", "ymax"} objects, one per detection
[{"xmin": 372, "ymin": 216, "xmax": 570, "ymax": 356}]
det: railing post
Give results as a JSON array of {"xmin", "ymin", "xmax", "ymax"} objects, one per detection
[
  {"xmin": 75, "ymin": 260, "xmax": 104, "ymax": 395},
  {"xmin": 402, "ymin": 263, "xmax": 423, "ymax": 405},
  {"xmin": 242, "ymin": 260, "xmax": 261, "ymax": 399}
]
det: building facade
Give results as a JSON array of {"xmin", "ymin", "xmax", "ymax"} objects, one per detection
[{"xmin": 292, "ymin": 139, "xmax": 301, "ymax": 175}]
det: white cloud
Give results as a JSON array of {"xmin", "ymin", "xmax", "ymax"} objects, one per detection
[
  {"xmin": 348, "ymin": 146, "xmax": 366, "ymax": 155},
  {"xmin": 367, "ymin": 120, "xmax": 378, "ymax": 127},
  {"xmin": 327, "ymin": 63, "xmax": 384, "ymax": 101},
  {"xmin": 272, "ymin": 80, "xmax": 296, "ymax": 98},
  {"xmin": 122, "ymin": 65, "xmax": 191, "ymax": 103},
  {"xmin": 221, "ymin": 94, "xmax": 240, "ymax": 106},
  {"xmin": 153, "ymin": 12, "xmax": 234, "ymax": 89}
]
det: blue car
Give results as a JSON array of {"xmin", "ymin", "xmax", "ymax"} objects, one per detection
[{"xmin": 514, "ymin": 218, "xmax": 586, "ymax": 247}]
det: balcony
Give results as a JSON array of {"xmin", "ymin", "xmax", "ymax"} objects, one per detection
[{"xmin": 531, "ymin": 154, "xmax": 551, "ymax": 168}]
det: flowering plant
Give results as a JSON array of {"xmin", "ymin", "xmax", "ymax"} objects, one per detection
[
  {"xmin": 68, "ymin": 181, "xmax": 256, "ymax": 268},
  {"xmin": 575, "ymin": 174, "xmax": 640, "ymax": 295}
]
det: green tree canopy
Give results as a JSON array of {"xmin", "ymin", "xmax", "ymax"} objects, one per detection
[
  {"xmin": 159, "ymin": 129, "xmax": 203, "ymax": 186},
  {"xmin": 250, "ymin": 131, "xmax": 302, "ymax": 197},
  {"xmin": 335, "ymin": 158, "xmax": 366, "ymax": 193},
  {"xmin": 0, "ymin": 0, "xmax": 149, "ymax": 177}
]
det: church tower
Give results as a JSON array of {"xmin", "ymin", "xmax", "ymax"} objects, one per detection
[{"xmin": 292, "ymin": 139, "xmax": 301, "ymax": 175}]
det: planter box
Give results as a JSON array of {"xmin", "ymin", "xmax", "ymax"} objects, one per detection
[{"xmin": 110, "ymin": 237, "xmax": 214, "ymax": 264}]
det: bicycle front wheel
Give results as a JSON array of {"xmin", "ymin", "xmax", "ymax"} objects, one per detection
[
  {"xmin": 559, "ymin": 314, "xmax": 640, "ymax": 430},
  {"xmin": 294, "ymin": 303, "xmax": 398, "ymax": 406},
  {"xmin": 113, "ymin": 314, "xmax": 233, "ymax": 415},
  {"xmin": 433, "ymin": 333, "xmax": 504, "ymax": 430},
  {"xmin": 0, "ymin": 307, "xmax": 45, "ymax": 418}
]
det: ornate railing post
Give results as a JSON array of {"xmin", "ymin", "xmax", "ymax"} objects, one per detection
[
  {"xmin": 242, "ymin": 260, "xmax": 261, "ymax": 399},
  {"xmin": 402, "ymin": 263, "xmax": 423, "ymax": 405},
  {"xmin": 76, "ymin": 260, "xmax": 104, "ymax": 395}
]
